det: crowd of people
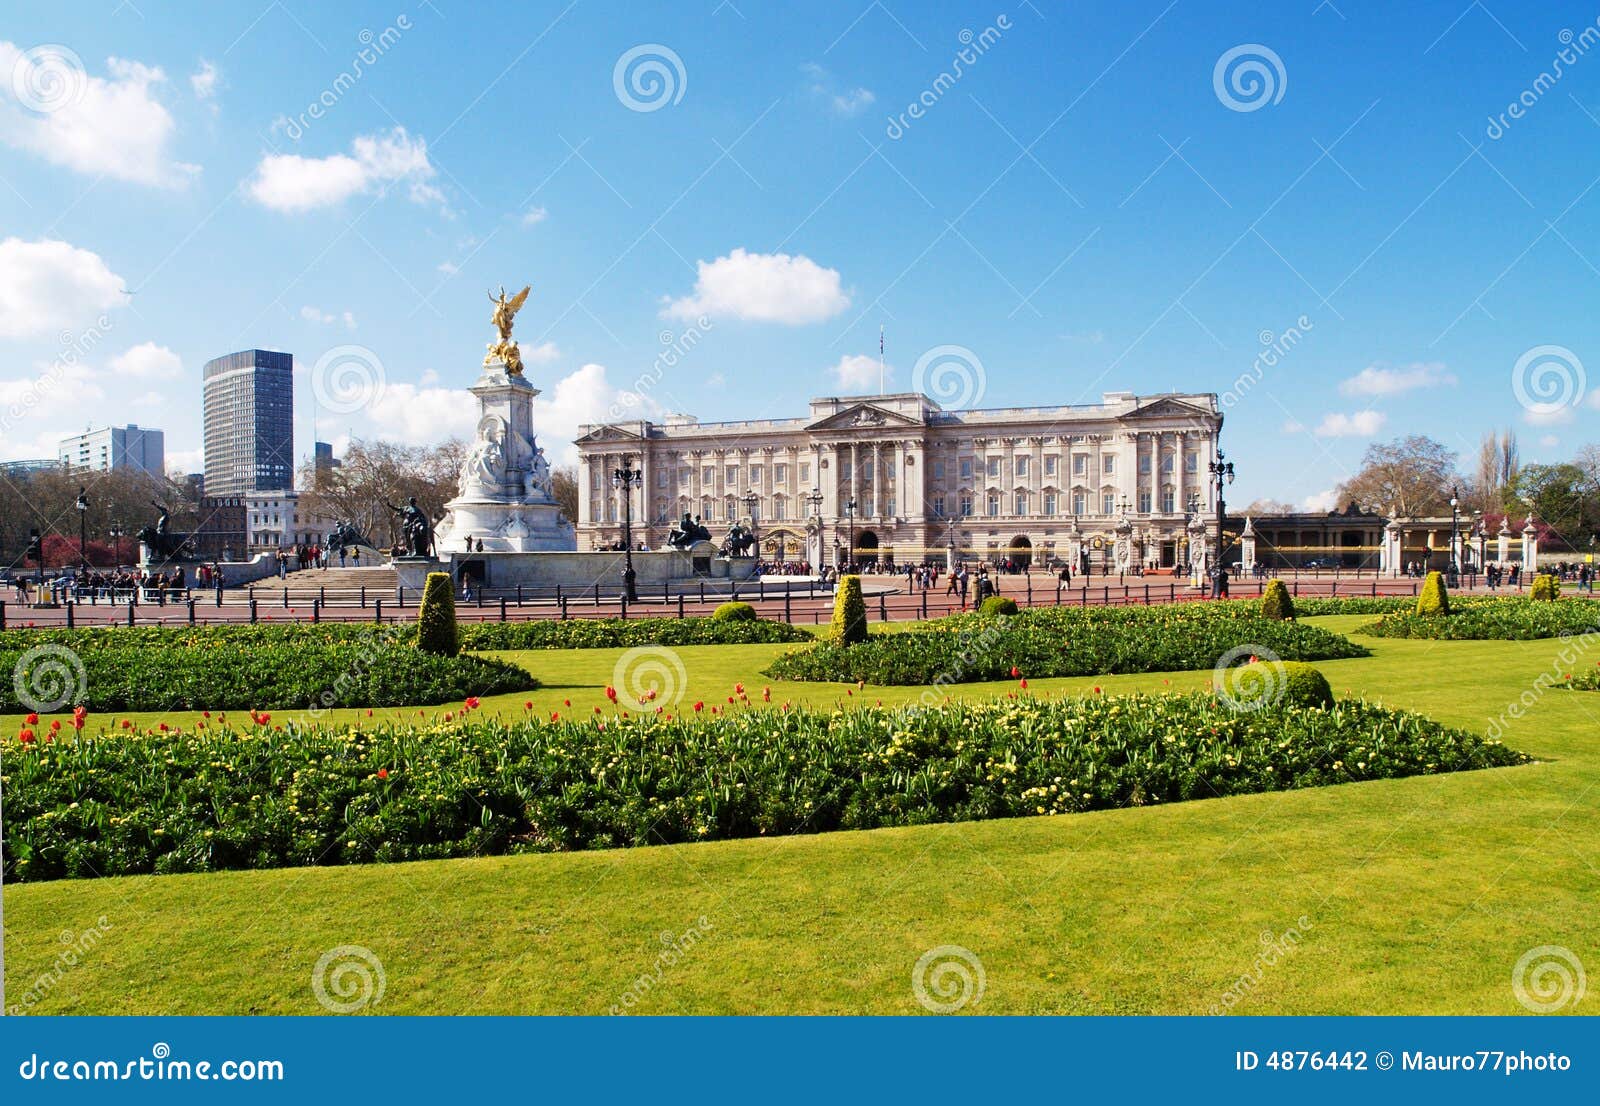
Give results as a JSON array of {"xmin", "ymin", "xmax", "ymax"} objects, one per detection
[{"xmin": 8, "ymin": 564, "xmax": 198, "ymax": 604}]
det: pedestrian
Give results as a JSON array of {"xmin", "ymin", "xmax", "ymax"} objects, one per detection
[
  {"xmin": 352, "ymin": 545, "xmax": 362, "ymax": 567},
  {"xmin": 339, "ymin": 545, "xmax": 348, "ymax": 568}
]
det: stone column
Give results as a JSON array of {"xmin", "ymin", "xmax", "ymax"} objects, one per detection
[
  {"xmin": 1522, "ymin": 518, "xmax": 1539, "ymax": 575},
  {"xmin": 1241, "ymin": 515, "xmax": 1256, "ymax": 575},
  {"xmin": 1497, "ymin": 520, "xmax": 1511, "ymax": 565},
  {"xmin": 1383, "ymin": 519, "xmax": 1403, "ymax": 577}
]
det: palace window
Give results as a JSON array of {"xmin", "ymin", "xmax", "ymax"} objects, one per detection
[
  {"xmin": 1102, "ymin": 493, "xmax": 1115, "ymax": 515},
  {"xmin": 986, "ymin": 457, "xmax": 1001, "ymax": 478},
  {"xmin": 1044, "ymin": 455, "xmax": 1057, "ymax": 476},
  {"xmin": 1014, "ymin": 490, "xmax": 1027, "ymax": 515},
  {"xmin": 933, "ymin": 493, "xmax": 947, "ymax": 516},
  {"xmin": 656, "ymin": 469, "xmax": 668, "ymax": 488},
  {"xmin": 886, "ymin": 496, "xmax": 896, "ymax": 516},
  {"xmin": 1161, "ymin": 487, "xmax": 1175, "ymax": 513},
  {"xmin": 959, "ymin": 458, "xmax": 972, "ymax": 479},
  {"xmin": 959, "ymin": 494, "xmax": 974, "ymax": 516},
  {"xmin": 1161, "ymin": 453, "xmax": 1174, "ymax": 474},
  {"xmin": 863, "ymin": 459, "xmax": 874, "ymax": 481},
  {"xmin": 773, "ymin": 497, "xmax": 786, "ymax": 520},
  {"xmin": 1015, "ymin": 456, "xmax": 1029, "ymax": 478},
  {"xmin": 841, "ymin": 460, "xmax": 853, "ymax": 480},
  {"xmin": 774, "ymin": 463, "xmax": 786, "ymax": 484},
  {"xmin": 726, "ymin": 466, "xmax": 739, "ymax": 485},
  {"xmin": 1102, "ymin": 456, "xmax": 1115, "ymax": 475},
  {"xmin": 862, "ymin": 497, "xmax": 875, "ymax": 516},
  {"xmin": 798, "ymin": 462, "xmax": 810, "ymax": 483},
  {"xmin": 1186, "ymin": 451, "xmax": 1198, "ymax": 473},
  {"xmin": 933, "ymin": 459, "xmax": 946, "ymax": 481},
  {"xmin": 1072, "ymin": 491, "xmax": 1086, "ymax": 515},
  {"xmin": 1073, "ymin": 454, "xmax": 1086, "ymax": 476},
  {"xmin": 1044, "ymin": 492, "xmax": 1057, "ymax": 515},
  {"xmin": 1138, "ymin": 454, "xmax": 1151, "ymax": 475},
  {"xmin": 987, "ymin": 493, "xmax": 1000, "ymax": 517},
  {"xmin": 1138, "ymin": 491, "xmax": 1152, "ymax": 514},
  {"xmin": 749, "ymin": 465, "xmax": 762, "ymax": 486},
  {"xmin": 702, "ymin": 466, "xmax": 714, "ymax": 486},
  {"xmin": 678, "ymin": 468, "xmax": 690, "ymax": 487}
]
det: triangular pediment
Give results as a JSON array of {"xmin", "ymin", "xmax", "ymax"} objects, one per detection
[
  {"xmin": 1125, "ymin": 396, "xmax": 1212, "ymax": 420},
  {"xmin": 807, "ymin": 402, "xmax": 921, "ymax": 431},
  {"xmin": 575, "ymin": 423, "xmax": 645, "ymax": 444}
]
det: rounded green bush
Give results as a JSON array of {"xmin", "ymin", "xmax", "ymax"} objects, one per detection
[
  {"xmin": 713, "ymin": 601, "xmax": 758, "ymax": 622},
  {"xmin": 1416, "ymin": 570, "xmax": 1450, "ymax": 616},
  {"xmin": 1276, "ymin": 661, "xmax": 1334, "ymax": 709},
  {"xmin": 417, "ymin": 571, "xmax": 460, "ymax": 656},
  {"xmin": 1530, "ymin": 573, "xmax": 1560, "ymax": 601},
  {"xmin": 1261, "ymin": 578, "xmax": 1296, "ymax": 620},
  {"xmin": 978, "ymin": 596, "xmax": 1019, "ymax": 617}
]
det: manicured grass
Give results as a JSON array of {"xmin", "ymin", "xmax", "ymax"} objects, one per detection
[{"xmin": 5, "ymin": 614, "xmax": 1598, "ymax": 1015}]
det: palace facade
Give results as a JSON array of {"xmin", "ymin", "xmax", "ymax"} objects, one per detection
[{"xmin": 574, "ymin": 390, "xmax": 1224, "ymax": 571}]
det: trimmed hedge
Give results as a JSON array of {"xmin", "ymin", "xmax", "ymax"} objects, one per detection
[
  {"xmin": 417, "ymin": 572, "xmax": 460, "ymax": 656},
  {"xmin": 1262, "ymin": 579, "xmax": 1296, "ymax": 621},
  {"xmin": 1363, "ymin": 597, "xmax": 1600, "ymax": 641},
  {"xmin": 1, "ymin": 637, "xmax": 535, "ymax": 714},
  {"xmin": 1531, "ymin": 574, "xmax": 1560, "ymax": 601},
  {"xmin": 1278, "ymin": 661, "xmax": 1334, "ymax": 709},
  {"xmin": 458, "ymin": 616, "xmax": 810, "ymax": 650},
  {"xmin": 766, "ymin": 604, "xmax": 1367, "ymax": 685},
  {"xmin": 1416, "ymin": 571, "xmax": 1450, "ymax": 616},
  {"xmin": 4, "ymin": 692, "xmax": 1527, "ymax": 881},
  {"xmin": 830, "ymin": 575, "xmax": 868, "ymax": 645},
  {"xmin": 713, "ymin": 601, "xmax": 757, "ymax": 622},
  {"xmin": 979, "ymin": 596, "xmax": 1019, "ymax": 617}
]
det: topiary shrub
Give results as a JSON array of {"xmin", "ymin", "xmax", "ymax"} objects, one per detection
[
  {"xmin": 713, "ymin": 600, "xmax": 757, "ymax": 621},
  {"xmin": 1261, "ymin": 578, "xmax": 1296, "ymax": 621},
  {"xmin": 830, "ymin": 574, "xmax": 868, "ymax": 645},
  {"xmin": 417, "ymin": 571, "xmax": 460, "ymax": 656},
  {"xmin": 978, "ymin": 595, "xmax": 1019, "ymax": 617},
  {"xmin": 1530, "ymin": 573, "xmax": 1560, "ymax": 601},
  {"xmin": 1276, "ymin": 661, "xmax": 1334, "ymax": 709},
  {"xmin": 1416, "ymin": 570, "xmax": 1450, "ymax": 616}
]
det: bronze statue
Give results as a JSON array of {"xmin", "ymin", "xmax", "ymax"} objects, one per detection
[
  {"xmin": 385, "ymin": 496, "xmax": 435, "ymax": 558},
  {"xmin": 667, "ymin": 511, "xmax": 712, "ymax": 549},
  {"xmin": 485, "ymin": 284, "xmax": 531, "ymax": 376}
]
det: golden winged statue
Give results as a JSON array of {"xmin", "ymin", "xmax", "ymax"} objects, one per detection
[{"xmin": 485, "ymin": 284, "xmax": 532, "ymax": 375}]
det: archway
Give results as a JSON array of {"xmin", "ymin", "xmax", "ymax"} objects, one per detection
[
  {"xmin": 855, "ymin": 530, "xmax": 879, "ymax": 563},
  {"xmin": 1008, "ymin": 534, "xmax": 1033, "ymax": 569}
]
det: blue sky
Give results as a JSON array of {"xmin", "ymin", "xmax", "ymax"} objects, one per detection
[{"xmin": 2, "ymin": 0, "xmax": 1598, "ymax": 507}]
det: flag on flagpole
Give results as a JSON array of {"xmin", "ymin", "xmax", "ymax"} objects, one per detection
[{"xmin": 878, "ymin": 324, "xmax": 885, "ymax": 395}]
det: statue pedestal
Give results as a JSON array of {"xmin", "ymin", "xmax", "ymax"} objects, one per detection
[
  {"xmin": 434, "ymin": 362, "xmax": 575, "ymax": 554},
  {"xmin": 393, "ymin": 557, "xmax": 449, "ymax": 595}
]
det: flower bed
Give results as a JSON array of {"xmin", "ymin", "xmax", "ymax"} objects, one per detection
[
  {"xmin": 1, "ymin": 635, "xmax": 535, "ymax": 714},
  {"xmin": 1361, "ymin": 597, "xmax": 1600, "ymax": 640},
  {"xmin": 764, "ymin": 605, "xmax": 1367, "ymax": 685},
  {"xmin": 3, "ymin": 691, "xmax": 1525, "ymax": 881}
]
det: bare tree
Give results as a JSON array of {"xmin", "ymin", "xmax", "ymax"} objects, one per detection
[
  {"xmin": 296, "ymin": 438, "xmax": 464, "ymax": 547},
  {"xmin": 1335, "ymin": 435, "xmax": 1461, "ymax": 517},
  {"xmin": 551, "ymin": 464, "xmax": 578, "ymax": 525}
]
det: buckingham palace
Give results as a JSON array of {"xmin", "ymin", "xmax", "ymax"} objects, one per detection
[{"xmin": 574, "ymin": 390, "xmax": 1224, "ymax": 572}]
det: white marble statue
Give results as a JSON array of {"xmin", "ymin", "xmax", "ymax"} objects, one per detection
[{"xmin": 463, "ymin": 415, "xmax": 508, "ymax": 493}]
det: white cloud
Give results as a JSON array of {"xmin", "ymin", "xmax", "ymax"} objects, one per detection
[
  {"xmin": 247, "ymin": 126, "xmax": 442, "ymax": 212},
  {"xmin": 829, "ymin": 354, "xmax": 884, "ymax": 392},
  {"xmin": 0, "ymin": 237, "xmax": 126, "ymax": 338},
  {"xmin": 1315, "ymin": 410, "xmax": 1386, "ymax": 437},
  {"xmin": 364, "ymin": 381, "xmax": 478, "ymax": 445},
  {"xmin": 663, "ymin": 248, "xmax": 849, "ymax": 324},
  {"xmin": 1301, "ymin": 488, "xmax": 1339, "ymax": 512},
  {"xmin": 801, "ymin": 62, "xmax": 874, "ymax": 116},
  {"xmin": 520, "ymin": 205, "xmax": 548, "ymax": 227},
  {"xmin": 110, "ymin": 341, "xmax": 181, "ymax": 380},
  {"xmin": 1339, "ymin": 361, "xmax": 1457, "ymax": 396},
  {"xmin": 1522, "ymin": 405, "xmax": 1575, "ymax": 427},
  {"xmin": 190, "ymin": 60, "xmax": 219, "ymax": 102},
  {"xmin": 166, "ymin": 446, "xmax": 204, "ymax": 474},
  {"xmin": 1281, "ymin": 418, "xmax": 1305, "ymax": 433},
  {"xmin": 300, "ymin": 305, "xmax": 356, "ymax": 329},
  {"xmin": 1539, "ymin": 433, "xmax": 1560, "ymax": 448},
  {"xmin": 437, "ymin": 261, "xmax": 459, "ymax": 276},
  {"xmin": 533, "ymin": 363, "xmax": 662, "ymax": 466},
  {"xmin": 523, "ymin": 341, "xmax": 560, "ymax": 364},
  {"xmin": 0, "ymin": 361, "xmax": 105, "ymax": 446},
  {"xmin": 0, "ymin": 43, "xmax": 199, "ymax": 187}
]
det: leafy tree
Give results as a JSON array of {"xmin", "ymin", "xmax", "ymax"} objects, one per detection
[
  {"xmin": 1512, "ymin": 463, "xmax": 1586, "ymax": 541},
  {"xmin": 1336, "ymin": 436, "xmax": 1460, "ymax": 517}
]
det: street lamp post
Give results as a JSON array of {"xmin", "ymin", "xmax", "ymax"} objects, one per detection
[
  {"xmin": 1448, "ymin": 487, "xmax": 1461, "ymax": 588},
  {"xmin": 611, "ymin": 455, "xmax": 643, "ymax": 601},
  {"xmin": 844, "ymin": 497, "xmax": 857, "ymax": 571},
  {"xmin": 742, "ymin": 490, "xmax": 759, "ymax": 556},
  {"xmin": 109, "ymin": 522, "xmax": 124, "ymax": 567},
  {"xmin": 1208, "ymin": 450, "xmax": 1235, "ymax": 598},
  {"xmin": 75, "ymin": 486, "xmax": 88, "ymax": 572},
  {"xmin": 805, "ymin": 487, "xmax": 824, "ymax": 569}
]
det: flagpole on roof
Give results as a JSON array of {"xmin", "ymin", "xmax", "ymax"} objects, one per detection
[{"xmin": 878, "ymin": 324, "xmax": 885, "ymax": 395}]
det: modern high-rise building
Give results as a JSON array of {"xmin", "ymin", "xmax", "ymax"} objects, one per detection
[
  {"xmin": 58, "ymin": 424, "xmax": 166, "ymax": 476},
  {"xmin": 202, "ymin": 349, "xmax": 294, "ymax": 496}
]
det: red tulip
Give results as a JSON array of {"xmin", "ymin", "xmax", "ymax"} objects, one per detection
[
  {"xmin": 693, "ymin": 701, "xmax": 704, "ymax": 712},
  {"xmin": 377, "ymin": 768, "xmax": 389, "ymax": 780},
  {"xmin": 25, "ymin": 713, "xmax": 38, "ymax": 725},
  {"xmin": 19, "ymin": 728, "xmax": 35, "ymax": 744},
  {"xmin": 1009, "ymin": 666, "xmax": 1020, "ymax": 678}
]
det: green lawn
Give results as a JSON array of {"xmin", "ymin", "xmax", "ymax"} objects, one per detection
[{"xmin": 5, "ymin": 614, "xmax": 1598, "ymax": 1015}]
